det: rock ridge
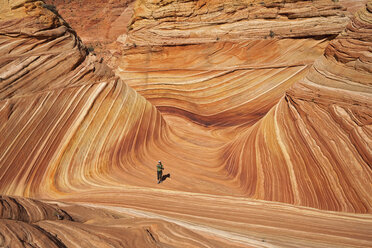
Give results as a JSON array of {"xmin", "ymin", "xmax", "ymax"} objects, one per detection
[{"xmin": 125, "ymin": 0, "xmax": 349, "ymax": 46}]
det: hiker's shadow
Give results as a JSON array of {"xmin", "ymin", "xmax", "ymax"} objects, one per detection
[{"xmin": 161, "ymin": 173, "xmax": 170, "ymax": 182}]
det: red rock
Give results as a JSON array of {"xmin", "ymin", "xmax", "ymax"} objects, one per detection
[
  {"xmin": 126, "ymin": 0, "xmax": 348, "ymax": 46},
  {"xmin": 44, "ymin": 0, "xmax": 135, "ymax": 43},
  {"xmin": 223, "ymin": 1, "xmax": 372, "ymax": 212},
  {"xmin": 1, "ymin": 0, "xmax": 372, "ymax": 247}
]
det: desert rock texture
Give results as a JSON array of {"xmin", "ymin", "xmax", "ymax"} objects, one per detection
[
  {"xmin": 126, "ymin": 0, "xmax": 349, "ymax": 46},
  {"xmin": 44, "ymin": 0, "xmax": 135, "ymax": 43},
  {"xmin": 0, "ymin": 0, "xmax": 372, "ymax": 247}
]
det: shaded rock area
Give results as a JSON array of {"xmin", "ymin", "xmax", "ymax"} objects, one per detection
[
  {"xmin": 43, "ymin": 0, "xmax": 135, "ymax": 58},
  {"xmin": 44, "ymin": 0, "xmax": 134, "ymax": 43},
  {"xmin": 1, "ymin": 195, "xmax": 245, "ymax": 247}
]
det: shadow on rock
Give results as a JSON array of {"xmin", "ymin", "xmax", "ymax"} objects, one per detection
[{"xmin": 161, "ymin": 173, "xmax": 170, "ymax": 183}]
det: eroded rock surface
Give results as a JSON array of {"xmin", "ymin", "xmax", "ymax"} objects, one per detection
[
  {"xmin": 0, "ymin": 0, "xmax": 167, "ymax": 198},
  {"xmin": 223, "ymin": 1, "xmax": 372, "ymax": 212},
  {"xmin": 0, "ymin": 195, "xmax": 245, "ymax": 247},
  {"xmin": 0, "ymin": 0, "xmax": 372, "ymax": 247},
  {"xmin": 126, "ymin": 0, "xmax": 348, "ymax": 46},
  {"xmin": 44, "ymin": 0, "xmax": 134, "ymax": 43}
]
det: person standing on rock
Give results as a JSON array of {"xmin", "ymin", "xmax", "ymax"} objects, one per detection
[{"xmin": 157, "ymin": 160, "xmax": 164, "ymax": 184}]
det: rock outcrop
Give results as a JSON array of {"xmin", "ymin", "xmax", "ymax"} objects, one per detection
[
  {"xmin": 0, "ymin": 195, "xmax": 245, "ymax": 247},
  {"xmin": 340, "ymin": 0, "xmax": 368, "ymax": 16},
  {"xmin": 115, "ymin": 39, "xmax": 329, "ymax": 127},
  {"xmin": 223, "ymin": 1, "xmax": 372, "ymax": 212},
  {"xmin": 112, "ymin": 0, "xmax": 350, "ymax": 128},
  {"xmin": 44, "ymin": 0, "xmax": 135, "ymax": 43},
  {"xmin": 0, "ymin": 0, "xmax": 372, "ymax": 247},
  {"xmin": 0, "ymin": 0, "xmax": 168, "ymax": 197},
  {"xmin": 126, "ymin": 0, "xmax": 348, "ymax": 46}
]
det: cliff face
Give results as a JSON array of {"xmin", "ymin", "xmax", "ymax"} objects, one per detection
[
  {"xmin": 125, "ymin": 0, "xmax": 348, "ymax": 46},
  {"xmin": 43, "ymin": 0, "xmax": 135, "ymax": 43}
]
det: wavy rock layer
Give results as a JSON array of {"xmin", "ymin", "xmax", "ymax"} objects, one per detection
[
  {"xmin": 223, "ymin": 2, "xmax": 372, "ymax": 212},
  {"xmin": 340, "ymin": 0, "xmax": 368, "ymax": 16},
  {"xmin": 0, "ymin": 195, "xmax": 244, "ymax": 248},
  {"xmin": 1, "ymin": 0, "xmax": 372, "ymax": 247},
  {"xmin": 126, "ymin": 0, "xmax": 348, "ymax": 46},
  {"xmin": 0, "ymin": 0, "xmax": 169, "ymax": 198},
  {"xmin": 116, "ymin": 38, "xmax": 328, "ymax": 126}
]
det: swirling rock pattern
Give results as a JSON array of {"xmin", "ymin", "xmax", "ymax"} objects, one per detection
[
  {"xmin": 0, "ymin": 0, "xmax": 168, "ymax": 197},
  {"xmin": 0, "ymin": 0, "xmax": 372, "ymax": 247},
  {"xmin": 340, "ymin": 0, "xmax": 368, "ymax": 16},
  {"xmin": 115, "ymin": 39, "xmax": 329, "ymax": 126},
  {"xmin": 223, "ymin": 2, "xmax": 372, "ymax": 212},
  {"xmin": 1, "ymin": 195, "xmax": 245, "ymax": 247}
]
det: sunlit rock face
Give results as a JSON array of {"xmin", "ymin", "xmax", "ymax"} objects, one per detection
[
  {"xmin": 115, "ymin": 39, "xmax": 329, "ymax": 127},
  {"xmin": 126, "ymin": 0, "xmax": 348, "ymax": 46},
  {"xmin": 1, "ymin": 0, "xmax": 372, "ymax": 247},
  {"xmin": 340, "ymin": 0, "xmax": 368, "ymax": 16},
  {"xmin": 112, "ymin": 0, "xmax": 350, "ymax": 128},
  {"xmin": 223, "ymin": 2, "xmax": 372, "ymax": 212},
  {"xmin": 0, "ymin": 0, "xmax": 168, "ymax": 198},
  {"xmin": 109, "ymin": 0, "xmax": 372, "ymax": 214}
]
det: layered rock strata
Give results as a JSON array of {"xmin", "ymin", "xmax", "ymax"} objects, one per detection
[
  {"xmin": 44, "ymin": 0, "xmax": 135, "ymax": 43},
  {"xmin": 0, "ymin": 0, "xmax": 168, "ymax": 198},
  {"xmin": 115, "ymin": 39, "xmax": 329, "ymax": 127},
  {"xmin": 0, "ymin": 195, "xmax": 245, "ymax": 247},
  {"xmin": 340, "ymin": 0, "xmax": 368, "ymax": 16},
  {"xmin": 126, "ymin": 0, "xmax": 349, "ymax": 46},
  {"xmin": 0, "ymin": 0, "xmax": 372, "ymax": 247},
  {"xmin": 1, "ymin": 0, "xmax": 369, "ymax": 210},
  {"xmin": 223, "ymin": 1, "xmax": 372, "ymax": 212},
  {"xmin": 113, "ymin": 0, "xmax": 350, "ymax": 128}
]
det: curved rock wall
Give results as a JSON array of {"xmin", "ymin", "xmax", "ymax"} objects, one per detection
[
  {"xmin": 115, "ymin": 39, "xmax": 328, "ymax": 127},
  {"xmin": 0, "ymin": 0, "xmax": 168, "ymax": 198},
  {"xmin": 0, "ymin": 0, "xmax": 372, "ymax": 246},
  {"xmin": 223, "ymin": 2, "xmax": 372, "ymax": 212}
]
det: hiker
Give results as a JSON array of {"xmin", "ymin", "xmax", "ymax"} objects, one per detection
[{"xmin": 157, "ymin": 160, "xmax": 164, "ymax": 183}]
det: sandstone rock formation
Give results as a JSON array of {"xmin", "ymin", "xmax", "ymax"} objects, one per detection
[
  {"xmin": 340, "ymin": 0, "xmax": 368, "ymax": 16},
  {"xmin": 42, "ymin": 0, "xmax": 135, "ymax": 61},
  {"xmin": 1, "ymin": 0, "xmax": 372, "ymax": 247},
  {"xmin": 44, "ymin": 0, "xmax": 134, "ymax": 44},
  {"xmin": 115, "ymin": 39, "xmax": 329, "ymax": 127},
  {"xmin": 0, "ymin": 0, "xmax": 168, "ymax": 197},
  {"xmin": 0, "ymin": 195, "xmax": 244, "ymax": 247},
  {"xmin": 222, "ymin": 1, "xmax": 372, "ymax": 212},
  {"xmin": 111, "ymin": 0, "xmax": 371, "ymax": 213},
  {"xmin": 112, "ymin": 0, "xmax": 350, "ymax": 128},
  {"xmin": 126, "ymin": 0, "xmax": 349, "ymax": 46}
]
